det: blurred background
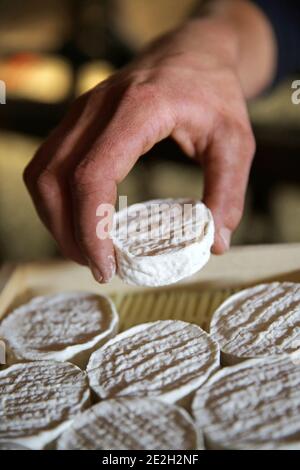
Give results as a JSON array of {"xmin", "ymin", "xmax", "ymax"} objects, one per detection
[{"xmin": 0, "ymin": 0, "xmax": 299, "ymax": 263}]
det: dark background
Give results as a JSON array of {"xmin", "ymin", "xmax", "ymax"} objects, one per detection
[{"xmin": 0, "ymin": 0, "xmax": 299, "ymax": 262}]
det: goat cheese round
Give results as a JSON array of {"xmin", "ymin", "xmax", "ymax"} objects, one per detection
[
  {"xmin": 192, "ymin": 354, "xmax": 300, "ymax": 450},
  {"xmin": 57, "ymin": 397, "xmax": 202, "ymax": 450},
  {"xmin": 210, "ymin": 282, "xmax": 300, "ymax": 365},
  {"xmin": 112, "ymin": 198, "xmax": 214, "ymax": 286},
  {"xmin": 87, "ymin": 320, "xmax": 220, "ymax": 406},
  {"xmin": 0, "ymin": 292, "xmax": 119, "ymax": 368},
  {"xmin": 0, "ymin": 361, "xmax": 90, "ymax": 449}
]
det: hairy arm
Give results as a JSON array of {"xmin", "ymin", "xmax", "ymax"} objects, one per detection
[{"xmin": 196, "ymin": 0, "xmax": 277, "ymax": 97}]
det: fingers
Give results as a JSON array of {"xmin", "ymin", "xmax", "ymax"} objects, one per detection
[
  {"xmin": 24, "ymin": 92, "xmax": 90, "ymax": 179},
  {"xmin": 70, "ymin": 175, "xmax": 117, "ymax": 283},
  {"xmin": 29, "ymin": 170, "xmax": 86, "ymax": 265},
  {"xmin": 203, "ymin": 119, "xmax": 255, "ymax": 254},
  {"xmin": 25, "ymin": 69, "xmax": 254, "ymax": 284},
  {"xmin": 70, "ymin": 82, "xmax": 175, "ymax": 281}
]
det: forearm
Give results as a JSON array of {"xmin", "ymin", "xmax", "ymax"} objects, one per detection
[{"xmin": 192, "ymin": 0, "xmax": 277, "ymax": 98}]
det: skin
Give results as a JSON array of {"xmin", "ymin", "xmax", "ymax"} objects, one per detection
[{"xmin": 24, "ymin": 0, "xmax": 277, "ymax": 283}]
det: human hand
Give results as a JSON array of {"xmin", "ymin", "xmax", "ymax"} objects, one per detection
[{"xmin": 24, "ymin": 18, "xmax": 255, "ymax": 282}]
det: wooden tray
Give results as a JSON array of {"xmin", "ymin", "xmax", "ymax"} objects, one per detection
[{"xmin": 1, "ymin": 244, "xmax": 299, "ymax": 333}]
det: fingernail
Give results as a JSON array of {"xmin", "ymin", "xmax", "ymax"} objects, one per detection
[
  {"xmin": 219, "ymin": 227, "xmax": 231, "ymax": 252},
  {"xmin": 89, "ymin": 263, "xmax": 103, "ymax": 283}
]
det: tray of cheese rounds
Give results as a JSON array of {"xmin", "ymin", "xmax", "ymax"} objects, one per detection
[{"xmin": 0, "ymin": 199, "xmax": 300, "ymax": 450}]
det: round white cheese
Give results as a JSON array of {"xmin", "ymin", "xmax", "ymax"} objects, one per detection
[
  {"xmin": 87, "ymin": 320, "xmax": 220, "ymax": 406},
  {"xmin": 210, "ymin": 282, "xmax": 300, "ymax": 365},
  {"xmin": 192, "ymin": 354, "xmax": 300, "ymax": 450},
  {"xmin": 57, "ymin": 397, "xmax": 202, "ymax": 450},
  {"xmin": 0, "ymin": 292, "xmax": 119, "ymax": 368},
  {"xmin": 0, "ymin": 360, "xmax": 90, "ymax": 449},
  {"xmin": 112, "ymin": 198, "xmax": 214, "ymax": 286}
]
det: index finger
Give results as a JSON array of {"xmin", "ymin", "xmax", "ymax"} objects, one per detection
[{"xmin": 70, "ymin": 83, "xmax": 175, "ymax": 282}]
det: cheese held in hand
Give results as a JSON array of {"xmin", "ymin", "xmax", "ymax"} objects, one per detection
[{"xmin": 112, "ymin": 199, "xmax": 214, "ymax": 286}]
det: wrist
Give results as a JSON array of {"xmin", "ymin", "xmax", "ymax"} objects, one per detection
[
  {"xmin": 176, "ymin": 17, "xmax": 240, "ymax": 71},
  {"xmin": 191, "ymin": 0, "xmax": 277, "ymax": 97}
]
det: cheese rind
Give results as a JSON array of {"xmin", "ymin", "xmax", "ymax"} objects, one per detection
[
  {"xmin": 0, "ymin": 361, "xmax": 90, "ymax": 449},
  {"xmin": 0, "ymin": 292, "xmax": 119, "ymax": 368},
  {"xmin": 87, "ymin": 320, "xmax": 220, "ymax": 406},
  {"xmin": 210, "ymin": 282, "xmax": 300, "ymax": 365},
  {"xmin": 112, "ymin": 199, "xmax": 214, "ymax": 286},
  {"xmin": 192, "ymin": 354, "xmax": 300, "ymax": 450},
  {"xmin": 57, "ymin": 397, "xmax": 202, "ymax": 450}
]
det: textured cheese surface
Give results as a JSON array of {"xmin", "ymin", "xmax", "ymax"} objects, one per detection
[
  {"xmin": 87, "ymin": 320, "xmax": 220, "ymax": 404},
  {"xmin": 210, "ymin": 282, "xmax": 300, "ymax": 364},
  {"xmin": 0, "ymin": 292, "xmax": 118, "ymax": 367},
  {"xmin": 0, "ymin": 361, "xmax": 90, "ymax": 449},
  {"xmin": 57, "ymin": 397, "xmax": 202, "ymax": 450},
  {"xmin": 192, "ymin": 354, "xmax": 300, "ymax": 450},
  {"xmin": 112, "ymin": 199, "xmax": 214, "ymax": 286}
]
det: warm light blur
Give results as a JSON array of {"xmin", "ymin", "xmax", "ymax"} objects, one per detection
[
  {"xmin": 0, "ymin": 53, "xmax": 72, "ymax": 103},
  {"xmin": 76, "ymin": 60, "xmax": 115, "ymax": 96}
]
